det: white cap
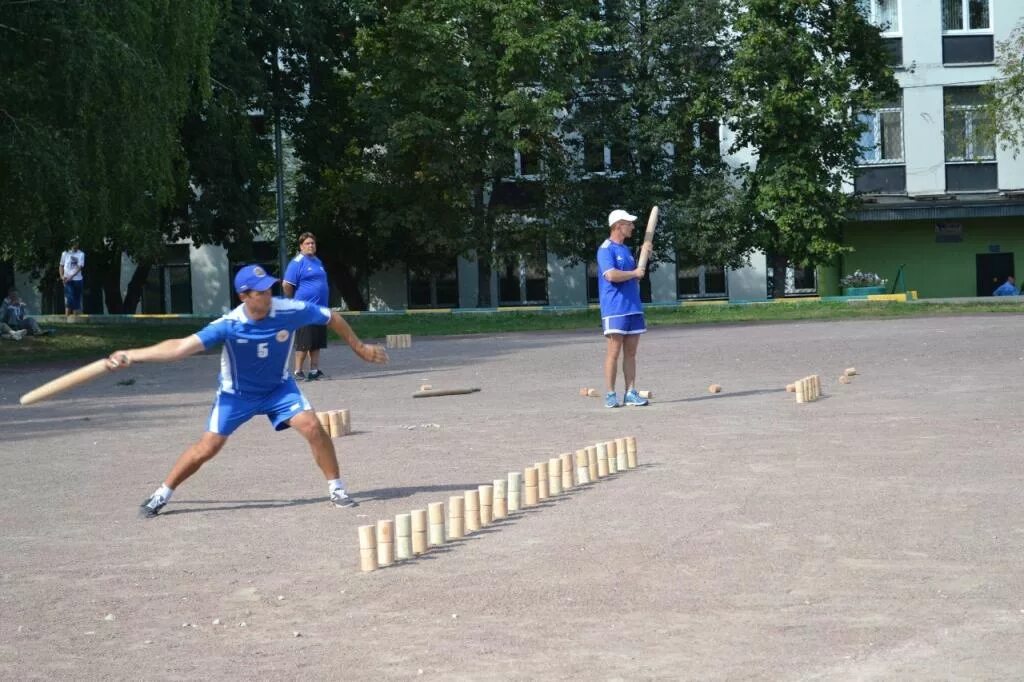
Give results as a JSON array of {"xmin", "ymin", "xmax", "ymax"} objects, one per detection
[{"xmin": 608, "ymin": 209, "xmax": 637, "ymax": 227}]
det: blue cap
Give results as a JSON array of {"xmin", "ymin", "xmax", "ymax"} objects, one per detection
[{"xmin": 233, "ymin": 264, "xmax": 278, "ymax": 294}]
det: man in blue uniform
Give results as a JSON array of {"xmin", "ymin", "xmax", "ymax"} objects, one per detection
[
  {"xmin": 597, "ymin": 209, "xmax": 653, "ymax": 408},
  {"xmin": 284, "ymin": 232, "xmax": 330, "ymax": 380},
  {"xmin": 107, "ymin": 265, "xmax": 388, "ymax": 518},
  {"xmin": 993, "ymin": 275, "xmax": 1017, "ymax": 296}
]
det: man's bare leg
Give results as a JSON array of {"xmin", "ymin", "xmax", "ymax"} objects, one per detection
[
  {"xmin": 604, "ymin": 334, "xmax": 624, "ymax": 393},
  {"xmin": 623, "ymin": 334, "xmax": 640, "ymax": 391},
  {"xmin": 164, "ymin": 432, "xmax": 229, "ymax": 488}
]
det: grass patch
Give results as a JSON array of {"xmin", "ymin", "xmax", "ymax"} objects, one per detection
[{"xmin": 3, "ymin": 300, "xmax": 1022, "ymax": 368}]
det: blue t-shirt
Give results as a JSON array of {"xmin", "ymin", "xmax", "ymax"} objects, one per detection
[
  {"xmin": 283, "ymin": 254, "xmax": 329, "ymax": 306},
  {"xmin": 596, "ymin": 239, "xmax": 643, "ymax": 318},
  {"xmin": 993, "ymin": 281, "xmax": 1017, "ymax": 296},
  {"xmin": 194, "ymin": 298, "xmax": 331, "ymax": 397}
]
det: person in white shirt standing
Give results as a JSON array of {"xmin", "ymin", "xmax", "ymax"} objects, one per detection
[{"xmin": 59, "ymin": 239, "xmax": 86, "ymax": 319}]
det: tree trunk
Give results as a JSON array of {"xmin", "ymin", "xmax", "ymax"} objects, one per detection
[
  {"xmin": 771, "ymin": 253, "xmax": 788, "ymax": 299},
  {"xmin": 319, "ymin": 248, "xmax": 367, "ymax": 311},
  {"xmin": 122, "ymin": 264, "xmax": 151, "ymax": 313}
]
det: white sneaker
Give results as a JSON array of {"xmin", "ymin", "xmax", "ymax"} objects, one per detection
[
  {"xmin": 330, "ymin": 489, "xmax": 358, "ymax": 508},
  {"xmin": 11, "ymin": 330, "xmax": 26, "ymax": 341}
]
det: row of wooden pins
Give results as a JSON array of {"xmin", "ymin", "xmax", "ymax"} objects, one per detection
[
  {"xmin": 357, "ymin": 435, "xmax": 640, "ymax": 572},
  {"xmin": 315, "ymin": 409, "xmax": 351, "ymax": 437},
  {"xmin": 386, "ymin": 334, "xmax": 412, "ymax": 349},
  {"xmin": 579, "ymin": 388, "xmax": 652, "ymax": 399},
  {"xmin": 791, "ymin": 375, "xmax": 821, "ymax": 404}
]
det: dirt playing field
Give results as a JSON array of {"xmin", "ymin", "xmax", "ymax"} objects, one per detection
[{"xmin": 3, "ymin": 314, "xmax": 1024, "ymax": 680}]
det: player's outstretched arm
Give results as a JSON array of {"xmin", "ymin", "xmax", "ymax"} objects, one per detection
[
  {"xmin": 107, "ymin": 335, "xmax": 206, "ymax": 369},
  {"xmin": 327, "ymin": 311, "xmax": 388, "ymax": 364}
]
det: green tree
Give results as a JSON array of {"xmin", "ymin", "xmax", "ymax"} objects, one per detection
[
  {"xmin": 728, "ymin": 0, "xmax": 897, "ymax": 297},
  {"xmin": 986, "ymin": 19, "xmax": 1024, "ymax": 154},
  {"xmin": 559, "ymin": 0, "xmax": 750, "ymax": 275},
  {"xmin": 0, "ymin": 1, "xmax": 222, "ymax": 310},
  {"xmin": 318, "ymin": 0, "xmax": 598, "ymax": 307}
]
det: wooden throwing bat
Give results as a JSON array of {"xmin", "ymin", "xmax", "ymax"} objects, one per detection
[
  {"xmin": 19, "ymin": 358, "xmax": 116, "ymax": 405},
  {"xmin": 636, "ymin": 205, "xmax": 659, "ymax": 272}
]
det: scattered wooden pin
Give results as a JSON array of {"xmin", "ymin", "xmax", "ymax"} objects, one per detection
[
  {"xmin": 785, "ymin": 383, "xmax": 795, "ymax": 393},
  {"xmin": 839, "ymin": 375, "xmax": 851, "ymax": 384},
  {"xmin": 708, "ymin": 384, "xmax": 722, "ymax": 394},
  {"xmin": 844, "ymin": 367, "xmax": 857, "ymax": 377},
  {"xmin": 579, "ymin": 387, "xmax": 600, "ymax": 397},
  {"xmin": 419, "ymin": 384, "xmax": 433, "ymax": 392},
  {"xmin": 637, "ymin": 390, "xmax": 653, "ymax": 399}
]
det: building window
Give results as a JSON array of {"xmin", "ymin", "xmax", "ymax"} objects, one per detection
[
  {"xmin": 498, "ymin": 247, "xmax": 548, "ymax": 305},
  {"xmin": 942, "ymin": 0, "xmax": 990, "ymax": 32},
  {"xmin": 858, "ymin": 101, "xmax": 904, "ymax": 164},
  {"xmin": 859, "ymin": 0, "xmax": 900, "ymax": 34},
  {"xmin": 676, "ymin": 257, "xmax": 727, "ymax": 299},
  {"xmin": 143, "ymin": 244, "xmax": 193, "ymax": 314},
  {"xmin": 408, "ymin": 262, "xmax": 459, "ymax": 308},
  {"xmin": 944, "ymin": 87, "xmax": 994, "ymax": 161}
]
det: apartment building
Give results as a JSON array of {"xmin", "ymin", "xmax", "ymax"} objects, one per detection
[{"xmin": 844, "ymin": 0, "xmax": 1024, "ymax": 297}]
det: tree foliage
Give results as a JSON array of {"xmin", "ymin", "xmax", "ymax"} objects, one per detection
[
  {"xmin": 986, "ymin": 18, "xmax": 1024, "ymax": 155},
  {"xmin": 728, "ymin": 0, "xmax": 897, "ymax": 295}
]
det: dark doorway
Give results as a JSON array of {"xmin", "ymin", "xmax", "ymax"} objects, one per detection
[{"xmin": 976, "ymin": 253, "xmax": 1014, "ymax": 296}]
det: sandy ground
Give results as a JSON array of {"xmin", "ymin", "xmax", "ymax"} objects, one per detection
[{"xmin": 2, "ymin": 315, "xmax": 1024, "ymax": 680}]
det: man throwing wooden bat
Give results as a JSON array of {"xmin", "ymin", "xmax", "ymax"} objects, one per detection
[
  {"xmin": 596, "ymin": 209, "xmax": 653, "ymax": 408},
  {"xmin": 106, "ymin": 264, "xmax": 388, "ymax": 518}
]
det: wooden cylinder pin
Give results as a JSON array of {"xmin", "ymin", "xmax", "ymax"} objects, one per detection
[
  {"xmin": 547, "ymin": 458, "xmax": 562, "ymax": 496},
  {"xmin": 340, "ymin": 409, "xmax": 351, "ymax": 435},
  {"xmin": 795, "ymin": 379, "xmax": 806, "ymax": 404},
  {"xmin": 587, "ymin": 446, "xmax": 598, "ymax": 482},
  {"xmin": 839, "ymin": 374, "xmax": 851, "ymax": 384},
  {"xmin": 785, "ymin": 383, "xmax": 795, "ymax": 393},
  {"xmin": 607, "ymin": 447, "xmax": 618, "ymax": 474},
  {"xmin": 535, "ymin": 462, "xmax": 549, "ymax": 500},
  {"xmin": 376, "ymin": 520, "xmax": 395, "ymax": 567},
  {"xmin": 524, "ymin": 467, "xmax": 539, "ymax": 507},
  {"xmin": 464, "ymin": 490, "xmax": 481, "ymax": 531},
  {"xmin": 708, "ymin": 384, "xmax": 722, "ymax": 394},
  {"xmin": 625, "ymin": 435, "xmax": 638, "ymax": 468},
  {"xmin": 478, "ymin": 485, "xmax": 493, "ymax": 526},
  {"xmin": 638, "ymin": 390, "xmax": 652, "ymax": 399},
  {"xmin": 328, "ymin": 410, "xmax": 341, "ymax": 438},
  {"xmin": 560, "ymin": 453, "xmax": 574, "ymax": 490},
  {"xmin": 493, "ymin": 479, "xmax": 508, "ymax": 520},
  {"xmin": 395, "ymin": 513, "xmax": 412, "ymax": 561},
  {"xmin": 428, "ymin": 502, "xmax": 446, "ymax": 546},
  {"xmin": 596, "ymin": 442, "xmax": 609, "ymax": 478},
  {"xmin": 844, "ymin": 367, "xmax": 857, "ymax": 376},
  {"xmin": 316, "ymin": 411, "xmax": 330, "ymax": 433},
  {"xmin": 358, "ymin": 524, "xmax": 378, "ymax": 572},
  {"xmin": 448, "ymin": 495, "xmax": 465, "ymax": 539},
  {"xmin": 575, "ymin": 449, "xmax": 590, "ymax": 484},
  {"xmin": 411, "ymin": 509, "xmax": 428, "ymax": 555},
  {"xmin": 613, "ymin": 437, "xmax": 627, "ymax": 470},
  {"xmin": 507, "ymin": 472, "xmax": 522, "ymax": 512}
]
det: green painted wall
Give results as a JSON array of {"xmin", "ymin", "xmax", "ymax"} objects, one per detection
[{"xmin": 842, "ymin": 217, "xmax": 1024, "ymax": 298}]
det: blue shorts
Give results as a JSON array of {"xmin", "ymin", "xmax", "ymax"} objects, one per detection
[
  {"xmin": 602, "ymin": 313, "xmax": 647, "ymax": 336},
  {"xmin": 64, "ymin": 280, "xmax": 83, "ymax": 311},
  {"xmin": 206, "ymin": 378, "xmax": 312, "ymax": 436}
]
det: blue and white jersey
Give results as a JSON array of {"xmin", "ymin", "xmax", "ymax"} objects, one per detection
[
  {"xmin": 194, "ymin": 298, "xmax": 331, "ymax": 397},
  {"xmin": 596, "ymin": 239, "xmax": 643, "ymax": 319},
  {"xmin": 283, "ymin": 254, "xmax": 329, "ymax": 306}
]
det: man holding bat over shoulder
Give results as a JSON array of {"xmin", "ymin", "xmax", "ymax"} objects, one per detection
[
  {"xmin": 106, "ymin": 264, "xmax": 388, "ymax": 518},
  {"xmin": 597, "ymin": 209, "xmax": 654, "ymax": 408}
]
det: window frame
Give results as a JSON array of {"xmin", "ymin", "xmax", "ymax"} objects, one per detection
[
  {"xmin": 941, "ymin": 0, "xmax": 992, "ymax": 34},
  {"xmin": 943, "ymin": 88, "xmax": 995, "ymax": 162},
  {"xmin": 858, "ymin": 103, "xmax": 905, "ymax": 166},
  {"xmin": 862, "ymin": 0, "xmax": 902, "ymax": 37}
]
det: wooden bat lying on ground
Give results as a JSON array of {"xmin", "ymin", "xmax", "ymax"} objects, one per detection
[
  {"xmin": 19, "ymin": 357, "xmax": 120, "ymax": 405},
  {"xmin": 636, "ymin": 206, "xmax": 659, "ymax": 272},
  {"xmin": 412, "ymin": 387, "xmax": 481, "ymax": 398}
]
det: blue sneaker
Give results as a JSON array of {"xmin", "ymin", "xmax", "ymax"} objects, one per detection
[
  {"xmin": 624, "ymin": 389, "xmax": 649, "ymax": 406},
  {"xmin": 604, "ymin": 392, "xmax": 619, "ymax": 408}
]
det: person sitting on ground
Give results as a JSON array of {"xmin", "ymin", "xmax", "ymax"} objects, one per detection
[
  {"xmin": 0, "ymin": 287, "xmax": 52, "ymax": 337},
  {"xmin": 1, "ymin": 321, "xmax": 27, "ymax": 340},
  {"xmin": 993, "ymin": 275, "xmax": 1017, "ymax": 296}
]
